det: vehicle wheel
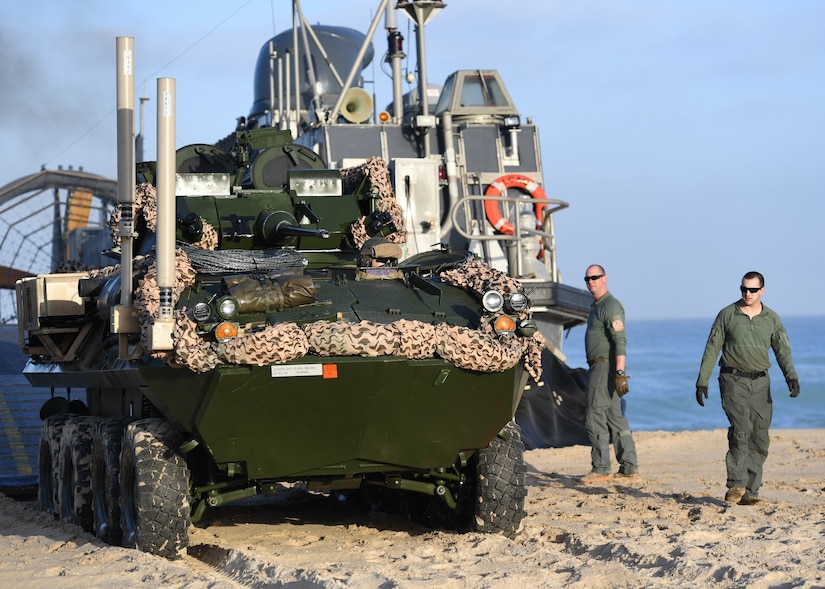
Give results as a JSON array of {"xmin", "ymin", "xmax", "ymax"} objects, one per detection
[
  {"xmin": 469, "ymin": 420, "xmax": 527, "ymax": 539},
  {"xmin": 120, "ymin": 418, "xmax": 190, "ymax": 559},
  {"xmin": 58, "ymin": 415, "xmax": 101, "ymax": 532},
  {"xmin": 91, "ymin": 416, "xmax": 134, "ymax": 544},
  {"xmin": 38, "ymin": 414, "xmax": 72, "ymax": 517}
]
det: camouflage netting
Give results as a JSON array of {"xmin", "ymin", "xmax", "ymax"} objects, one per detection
[
  {"xmin": 56, "ymin": 259, "xmax": 124, "ymax": 278},
  {"xmin": 108, "ymin": 183, "xmax": 157, "ymax": 247},
  {"xmin": 216, "ymin": 323, "xmax": 310, "ymax": 367},
  {"xmin": 108, "ymin": 183, "xmax": 218, "ymax": 250},
  {"xmin": 393, "ymin": 319, "xmax": 438, "ymax": 359},
  {"xmin": 436, "ymin": 325, "xmax": 524, "ymax": 372},
  {"xmin": 341, "ymin": 157, "xmax": 407, "ymax": 248},
  {"xmin": 303, "ymin": 320, "xmax": 525, "ymax": 372},
  {"xmin": 76, "ymin": 246, "xmax": 544, "ymax": 378},
  {"xmin": 133, "ymin": 249, "xmax": 197, "ymax": 326},
  {"xmin": 304, "ymin": 321, "xmax": 405, "ymax": 358},
  {"xmin": 79, "ymin": 168, "xmax": 544, "ymax": 378},
  {"xmin": 162, "ymin": 254, "xmax": 546, "ymax": 376},
  {"xmin": 192, "ymin": 222, "xmax": 219, "ymax": 251},
  {"xmin": 168, "ymin": 317, "xmax": 528, "ymax": 375},
  {"xmin": 439, "ymin": 257, "xmax": 523, "ymax": 297},
  {"xmin": 440, "ymin": 257, "xmax": 545, "ymax": 380},
  {"xmin": 523, "ymin": 331, "xmax": 546, "ymax": 382},
  {"xmin": 131, "ymin": 249, "xmax": 198, "ymax": 363},
  {"xmin": 170, "ymin": 309, "xmax": 220, "ymax": 372},
  {"xmin": 86, "ymin": 264, "xmax": 124, "ymax": 280}
]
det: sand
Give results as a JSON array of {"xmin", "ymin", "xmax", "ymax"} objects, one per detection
[{"xmin": 1, "ymin": 428, "xmax": 823, "ymax": 588}]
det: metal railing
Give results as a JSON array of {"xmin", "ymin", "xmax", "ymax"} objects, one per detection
[{"xmin": 450, "ymin": 194, "xmax": 570, "ymax": 282}]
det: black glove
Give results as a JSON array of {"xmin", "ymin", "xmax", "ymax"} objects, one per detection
[
  {"xmin": 615, "ymin": 372, "xmax": 629, "ymax": 397},
  {"xmin": 788, "ymin": 379, "xmax": 800, "ymax": 398},
  {"xmin": 696, "ymin": 386, "xmax": 708, "ymax": 407}
]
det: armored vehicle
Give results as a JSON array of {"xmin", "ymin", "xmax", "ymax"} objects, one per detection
[
  {"xmin": 15, "ymin": 39, "xmax": 541, "ymax": 559},
  {"xmin": 248, "ymin": 1, "xmax": 594, "ymax": 449}
]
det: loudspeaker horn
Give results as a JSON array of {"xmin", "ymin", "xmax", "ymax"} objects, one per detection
[{"xmin": 340, "ymin": 88, "xmax": 373, "ymax": 123}]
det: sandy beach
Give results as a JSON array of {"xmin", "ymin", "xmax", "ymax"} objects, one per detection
[{"xmin": 1, "ymin": 428, "xmax": 823, "ymax": 588}]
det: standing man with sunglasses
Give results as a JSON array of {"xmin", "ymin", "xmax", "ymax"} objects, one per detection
[
  {"xmin": 696, "ymin": 271, "xmax": 799, "ymax": 505},
  {"xmin": 580, "ymin": 264, "xmax": 639, "ymax": 483}
]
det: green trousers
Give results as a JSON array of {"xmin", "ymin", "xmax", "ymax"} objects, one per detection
[
  {"xmin": 719, "ymin": 372, "xmax": 773, "ymax": 494},
  {"xmin": 584, "ymin": 362, "xmax": 638, "ymax": 475}
]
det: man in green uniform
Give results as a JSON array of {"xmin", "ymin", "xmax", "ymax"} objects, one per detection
[
  {"xmin": 580, "ymin": 264, "xmax": 639, "ymax": 483},
  {"xmin": 696, "ymin": 271, "xmax": 799, "ymax": 505}
]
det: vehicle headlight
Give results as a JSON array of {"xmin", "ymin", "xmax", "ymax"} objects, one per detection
[
  {"xmin": 192, "ymin": 301, "xmax": 212, "ymax": 322},
  {"xmin": 216, "ymin": 296, "xmax": 239, "ymax": 320},
  {"xmin": 482, "ymin": 290, "xmax": 504, "ymax": 313},
  {"xmin": 507, "ymin": 292, "xmax": 530, "ymax": 313}
]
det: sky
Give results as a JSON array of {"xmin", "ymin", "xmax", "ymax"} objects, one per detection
[{"xmin": 1, "ymin": 0, "xmax": 823, "ymax": 320}]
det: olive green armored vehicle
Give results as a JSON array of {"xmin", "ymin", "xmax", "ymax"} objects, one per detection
[{"xmin": 15, "ymin": 39, "xmax": 542, "ymax": 559}]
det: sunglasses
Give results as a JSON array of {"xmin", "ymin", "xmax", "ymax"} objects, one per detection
[
  {"xmin": 584, "ymin": 274, "xmax": 604, "ymax": 282},
  {"xmin": 740, "ymin": 286, "xmax": 761, "ymax": 294}
]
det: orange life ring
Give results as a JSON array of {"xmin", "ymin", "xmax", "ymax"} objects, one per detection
[{"xmin": 483, "ymin": 173, "xmax": 547, "ymax": 235}]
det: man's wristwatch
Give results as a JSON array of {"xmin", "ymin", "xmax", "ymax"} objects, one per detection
[{"xmin": 616, "ymin": 370, "xmax": 625, "ymax": 375}]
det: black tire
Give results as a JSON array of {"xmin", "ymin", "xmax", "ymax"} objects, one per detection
[
  {"xmin": 91, "ymin": 416, "xmax": 135, "ymax": 545},
  {"xmin": 120, "ymin": 418, "xmax": 190, "ymax": 559},
  {"xmin": 58, "ymin": 415, "xmax": 101, "ymax": 532},
  {"xmin": 470, "ymin": 421, "xmax": 527, "ymax": 539},
  {"xmin": 38, "ymin": 414, "xmax": 72, "ymax": 517}
]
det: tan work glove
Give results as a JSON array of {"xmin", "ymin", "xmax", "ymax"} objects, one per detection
[{"xmin": 615, "ymin": 371, "xmax": 629, "ymax": 397}]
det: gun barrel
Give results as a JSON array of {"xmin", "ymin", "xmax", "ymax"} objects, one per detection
[{"xmin": 277, "ymin": 222, "xmax": 330, "ymax": 240}]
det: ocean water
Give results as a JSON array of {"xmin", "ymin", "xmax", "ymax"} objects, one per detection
[{"xmin": 560, "ymin": 315, "xmax": 825, "ymax": 431}]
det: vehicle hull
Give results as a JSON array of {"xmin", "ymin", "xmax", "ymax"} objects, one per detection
[{"xmin": 138, "ymin": 358, "xmax": 523, "ymax": 479}]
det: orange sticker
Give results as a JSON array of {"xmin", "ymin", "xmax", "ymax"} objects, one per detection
[{"xmin": 323, "ymin": 364, "xmax": 338, "ymax": 379}]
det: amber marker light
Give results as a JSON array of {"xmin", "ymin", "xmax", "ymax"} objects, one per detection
[
  {"xmin": 493, "ymin": 315, "xmax": 516, "ymax": 335},
  {"xmin": 379, "ymin": 111, "xmax": 390, "ymax": 123},
  {"xmin": 215, "ymin": 321, "xmax": 238, "ymax": 342}
]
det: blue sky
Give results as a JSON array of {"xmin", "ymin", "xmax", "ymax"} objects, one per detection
[{"xmin": 1, "ymin": 0, "xmax": 823, "ymax": 320}]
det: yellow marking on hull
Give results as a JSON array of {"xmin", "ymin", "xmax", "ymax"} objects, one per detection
[{"xmin": 0, "ymin": 390, "xmax": 34, "ymax": 475}]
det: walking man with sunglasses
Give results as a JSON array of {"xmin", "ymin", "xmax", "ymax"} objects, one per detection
[
  {"xmin": 580, "ymin": 264, "xmax": 639, "ymax": 483},
  {"xmin": 696, "ymin": 271, "xmax": 799, "ymax": 505}
]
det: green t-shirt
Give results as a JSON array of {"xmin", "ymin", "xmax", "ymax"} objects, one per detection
[{"xmin": 585, "ymin": 291, "xmax": 627, "ymax": 363}]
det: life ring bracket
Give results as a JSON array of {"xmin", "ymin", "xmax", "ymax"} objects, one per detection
[{"xmin": 483, "ymin": 173, "xmax": 547, "ymax": 235}]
